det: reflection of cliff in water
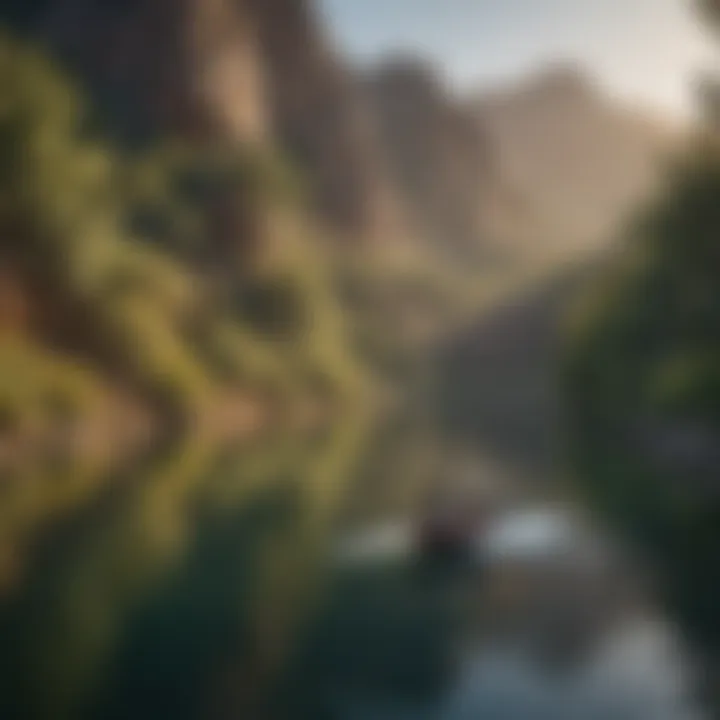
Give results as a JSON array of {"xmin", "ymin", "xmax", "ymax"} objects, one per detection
[
  {"xmin": 0, "ymin": 418, "xmax": 369, "ymax": 720},
  {"xmin": 436, "ymin": 261, "xmax": 597, "ymax": 480},
  {"xmin": 0, "ymin": 404, "xmax": 706, "ymax": 720}
]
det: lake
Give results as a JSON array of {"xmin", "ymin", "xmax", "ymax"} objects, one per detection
[{"xmin": 0, "ymin": 414, "xmax": 706, "ymax": 719}]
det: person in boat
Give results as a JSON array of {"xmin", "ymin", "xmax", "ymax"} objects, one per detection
[{"xmin": 417, "ymin": 483, "xmax": 489, "ymax": 561}]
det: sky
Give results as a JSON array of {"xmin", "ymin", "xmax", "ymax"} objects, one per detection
[{"xmin": 318, "ymin": 0, "xmax": 718, "ymax": 119}]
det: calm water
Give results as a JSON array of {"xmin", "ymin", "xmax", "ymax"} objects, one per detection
[{"xmin": 0, "ymin": 416, "xmax": 705, "ymax": 720}]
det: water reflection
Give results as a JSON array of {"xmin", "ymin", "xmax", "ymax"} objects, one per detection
[
  {"xmin": 0, "ymin": 419, "xmax": 369, "ymax": 720},
  {"xmin": 0, "ymin": 417, "xmax": 707, "ymax": 720},
  {"xmin": 303, "ymin": 505, "xmax": 704, "ymax": 720},
  {"xmin": 445, "ymin": 617, "xmax": 701, "ymax": 720}
]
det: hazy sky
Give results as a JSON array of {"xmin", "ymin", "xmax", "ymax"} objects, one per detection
[{"xmin": 319, "ymin": 0, "xmax": 717, "ymax": 118}]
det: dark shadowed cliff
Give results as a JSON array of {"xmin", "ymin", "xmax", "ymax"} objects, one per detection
[{"xmin": 28, "ymin": 0, "xmax": 407, "ymax": 246}]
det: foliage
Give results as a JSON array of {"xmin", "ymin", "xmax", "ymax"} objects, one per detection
[
  {"xmin": 0, "ymin": 336, "xmax": 102, "ymax": 432},
  {"xmin": 0, "ymin": 31, "xmax": 359, "ymax": 432},
  {"xmin": 564, "ymin": 141, "xmax": 720, "ymax": 659},
  {"xmin": 699, "ymin": 0, "xmax": 720, "ymax": 30},
  {"xmin": 0, "ymin": 410, "xmax": 371, "ymax": 720}
]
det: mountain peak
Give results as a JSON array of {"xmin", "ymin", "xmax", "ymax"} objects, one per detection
[
  {"xmin": 475, "ymin": 62, "xmax": 600, "ymax": 112},
  {"xmin": 367, "ymin": 54, "xmax": 446, "ymax": 98},
  {"xmin": 528, "ymin": 62, "xmax": 598, "ymax": 100}
]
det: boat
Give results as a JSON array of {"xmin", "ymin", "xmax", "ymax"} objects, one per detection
[{"xmin": 416, "ymin": 488, "xmax": 489, "ymax": 564}]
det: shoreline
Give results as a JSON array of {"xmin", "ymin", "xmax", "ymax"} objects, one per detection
[{"xmin": 0, "ymin": 385, "xmax": 378, "ymax": 474}]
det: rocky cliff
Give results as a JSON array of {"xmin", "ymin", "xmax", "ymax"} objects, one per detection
[
  {"xmin": 245, "ymin": 0, "xmax": 405, "ymax": 245},
  {"xmin": 364, "ymin": 57, "xmax": 492, "ymax": 262},
  {"xmin": 5, "ymin": 3, "xmax": 675, "ymax": 264},
  {"xmin": 434, "ymin": 69, "xmax": 679, "ymax": 477},
  {"xmin": 364, "ymin": 58, "xmax": 676, "ymax": 268},
  {"xmin": 472, "ymin": 64, "xmax": 676, "ymax": 255},
  {"xmin": 0, "ymin": 1, "xmax": 384, "ymax": 452},
  {"xmin": 18, "ymin": 0, "xmax": 406, "ymax": 247},
  {"xmin": 0, "ymin": 0, "xmax": 684, "ymax": 446}
]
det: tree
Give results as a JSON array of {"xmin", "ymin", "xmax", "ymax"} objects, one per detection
[
  {"xmin": 565, "ymin": 12, "xmax": 720, "ymax": 699},
  {"xmin": 699, "ymin": 0, "xmax": 720, "ymax": 28}
]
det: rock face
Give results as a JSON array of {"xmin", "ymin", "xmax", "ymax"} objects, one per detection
[
  {"xmin": 363, "ymin": 59, "xmax": 675, "ymax": 266},
  {"xmin": 364, "ymin": 58, "xmax": 493, "ymax": 261},
  {"xmin": 24, "ymin": 0, "xmax": 405, "ymax": 246},
  {"xmin": 38, "ymin": 0, "xmax": 269, "ymax": 143},
  {"xmin": 6, "ymin": 4, "xmax": 675, "ymax": 263},
  {"xmin": 472, "ymin": 64, "xmax": 675, "ymax": 254},
  {"xmin": 245, "ymin": 0, "xmax": 405, "ymax": 244}
]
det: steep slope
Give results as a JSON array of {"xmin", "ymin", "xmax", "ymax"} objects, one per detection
[
  {"xmin": 364, "ymin": 58, "xmax": 675, "ymax": 269},
  {"xmin": 245, "ymin": 0, "xmax": 406, "ymax": 245},
  {"xmin": 473, "ymin": 64, "xmax": 677, "ymax": 256},
  {"xmin": 17, "ymin": 0, "xmax": 266, "ymax": 144},
  {"xmin": 364, "ymin": 57, "xmax": 492, "ymax": 263},
  {"xmin": 434, "ymin": 66, "xmax": 680, "ymax": 476},
  {"xmin": 0, "ymin": 5, "xmax": 367, "ymax": 454},
  {"xmin": 434, "ymin": 68, "xmax": 682, "ymax": 480},
  {"xmin": 0, "ymin": 1, "xmax": 684, "ymax": 455},
  {"xmin": 0, "ymin": 0, "xmax": 458, "ymax": 459},
  {"xmin": 21, "ymin": 0, "xmax": 406, "ymax": 247}
]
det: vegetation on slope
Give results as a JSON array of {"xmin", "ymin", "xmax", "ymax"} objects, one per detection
[
  {"xmin": 565, "ymin": 3, "xmax": 720, "ymax": 685},
  {"xmin": 0, "ymin": 31, "xmax": 360, "ymax": 440},
  {"xmin": 564, "ymin": 142, "xmax": 720, "ymax": 667}
]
